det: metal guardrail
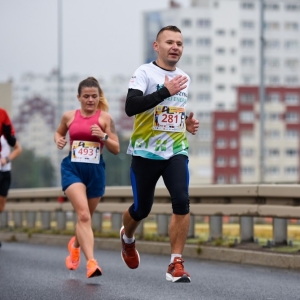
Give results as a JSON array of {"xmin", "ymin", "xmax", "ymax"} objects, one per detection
[{"xmin": 1, "ymin": 184, "xmax": 300, "ymax": 245}]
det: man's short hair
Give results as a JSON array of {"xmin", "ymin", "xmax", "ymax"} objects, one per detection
[{"xmin": 156, "ymin": 25, "xmax": 181, "ymax": 40}]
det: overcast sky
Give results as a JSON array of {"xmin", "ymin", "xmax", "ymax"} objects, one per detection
[{"xmin": 0, "ymin": 0, "xmax": 189, "ymax": 82}]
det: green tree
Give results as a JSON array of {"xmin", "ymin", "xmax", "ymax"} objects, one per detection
[{"xmin": 10, "ymin": 148, "xmax": 55, "ymax": 188}]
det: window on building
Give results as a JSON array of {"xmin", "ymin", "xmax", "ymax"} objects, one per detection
[
  {"xmin": 241, "ymin": 166, "xmax": 255, "ymax": 176},
  {"xmin": 182, "ymin": 19, "xmax": 192, "ymax": 27},
  {"xmin": 243, "ymin": 75, "xmax": 254, "ymax": 84},
  {"xmin": 286, "ymin": 3, "xmax": 300, "ymax": 11},
  {"xmin": 216, "ymin": 175, "xmax": 226, "ymax": 184},
  {"xmin": 241, "ymin": 130, "xmax": 254, "ymax": 139},
  {"xmin": 285, "ymin": 76, "xmax": 299, "ymax": 85},
  {"xmin": 216, "ymin": 48, "xmax": 226, "ymax": 54},
  {"xmin": 197, "ymin": 19, "xmax": 211, "ymax": 28},
  {"xmin": 285, "ymin": 22, "xmax": 299, "ymax": 31},
  {"xmin": 229, "ymin": 120, "xmax": 237, "ymax": 130},
  {"xmin": 196, "ymin": 56, "xmax": 211, "ymax": 67},
  {"xmin": 229, "ymin": 175, "xmax": 238, "ymax": 183},
  {"xmin": 240, "ymin": 93, "xmax": 255, "ymax": 104},
  {"xmin": 265, "ymin": 22, "xmax": 280, "ymax": 30},
  {"xmin": 198, "ymin": 147, "xmax": 211, "ymax": 156},
  {"xmin": 266, "ymin": 166, "xmax": 280, "ymax": 175},
  {"xmin": 285, "ymin": 129, "xmax": 298, "ymax": 139},
  {"xmin": 267, "ymin": 148, "xmax": 280, "ymax": 157},
  {"xmin": 216, "ymin": 120, "xmax": 226, "ymax": 130},
  {"xmin": 268, "ymin": 76, "xmax": 280, "ymax": 85},
  {"xmin": 230, "ymin": 138, "xmax": 237, "ymax": 148},
  {"xmin": 216, "ymin": 103, "xmax": 225, "ymax": 110},
  {"xmin": 267, "ymin": 113, "xmax": 281, "ymax": 121},
  {"xmin": 196, "ymin": 38, "xmax": 211, "ymax": 47},
  {"xmin": 240, "ymin": 111, "xmax": 254, "ymax": 122},
  {"xmin": 241, "ymin": 147, "xmax": 254, "ymax": 157},
  {"xmin": 229, "ymin": 157, "xmax": 237, "ymax": 167},
  {"xmin": 241, "ymin": 20, "xmax": 255, "ymax": 29},
  {"xmin": 181, "ymin": 56, "xmax": 192, "ymax": 65},
  {"xmin": 285, "ymin": 40, "xmax": 299, "ymax": 50},
  {"xmin": 197, "ymin": 74, "xmax": 211, "ymax": 83},
  {"xmin": 285, "ymin": 93, "xmax": 299, "ymax": 105},
  {"xmin": 285, "ymin": 59, "xmax": 298, "ymax": 69},
  {"xmin": 216, "ymin": 156, "xmax": 226, "ymax": 167},
  {"xmin": 285, "ymin": 112, "xmax": 299, "ymax": 123},
  {"xmin": 216, "ymin": 138, "xmax": 227, "ymax": 148},
  {"xmin": 266, "ymin": 93, "xmax": 280, "ymax": 103},
  {"xmin": 241, "ymin": 39, "xmax": 255, "ymax": 48},
  {"xmin": 183, "ymin": 37, "xmax": 192, "ymax": 45},
  {"xmin": 265, "ymin": 58, "xmax": 280, "ymax": 68},
  {"xmin": 285, "ymin": 149, "xmax": 298, "ymax": 157},
  {"xmin": 241, "ymin": 2, "xmax": 255, "ymax": 9},
  {"xmin": 216, "ymin": 29, "xmax": 226, "ymax": 35},
  {"xmin": 241, "ymin": 57, "xmax": 255, "ymax": 67},
  {"xmin": 285, "ymin": 167, "xmax": 298, "ymax": 175},
  {"xmin": 265, "ymin": 40, "xmax": 280, "ymax": 49},
  {"xmin": 264, "ymin": 3, "xmax": 280, "ymax": 10},
  {"xmin": 197, "ymin": 111, "xmax": 211, "ymax": 121},
  {"xmin": 197, "ymin": 93, "xmax": 211, "ymax": 103},
  {"xmin": 198, "ymin": 129, "xmax": 211, "ymax": 140},
  {"xmin": 216, "ymin": 85, "xmax": 225, "ymax": 91},
  {"xmin": 266, "ymin": 130, "xmax": 280, "ymax": 139},
  {"xmin": 216, "ymin": 66, "xmax": 226, "ymax": 73}
]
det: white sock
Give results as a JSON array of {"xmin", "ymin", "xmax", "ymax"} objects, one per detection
[
  {"xmin": 123, "ymin": 233, "xmax": 135, "ymax": 244},
  {"xmin": 170, "ymin": 254, "xmax": 182, "ymax": 264}
]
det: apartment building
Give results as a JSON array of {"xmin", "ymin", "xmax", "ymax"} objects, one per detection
[
  {"xmin": 213, "ymin": 86, "xmax": 300, "ymax": 184},
  {"xmin": 144, "ymin": 0, "xmax": 300, "ymax": 184}
]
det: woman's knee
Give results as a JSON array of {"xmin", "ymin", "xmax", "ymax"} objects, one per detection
[{"xmin": 77, "ymin": 210, "xmax": 91, "ymax": 224}]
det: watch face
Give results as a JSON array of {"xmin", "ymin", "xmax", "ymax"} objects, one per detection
[{"xmin": 103, "ymin": 134, "xmax": 108, "ymax": 141}]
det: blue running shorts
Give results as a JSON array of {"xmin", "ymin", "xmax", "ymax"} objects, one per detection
[{"xmin": 61, "ymin": 152, "xmax": 106, "ymax": 198}]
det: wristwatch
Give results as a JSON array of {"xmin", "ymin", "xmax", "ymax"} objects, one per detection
[
  {"xmin": 5, "ymin": 157, "xmax": 10, "ymax": 163},
  {"xmin": 100, "ymin": 133, "xmax": 108, "ymax": 141}
]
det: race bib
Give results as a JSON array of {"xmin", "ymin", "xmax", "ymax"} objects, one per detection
[
  {"xmin": 71, "ymin": 141, "xmax": 100, "ymax": 164},
  {"xmin": 153, "ymin": 105, "xmax": 186, "ymax": 132}
]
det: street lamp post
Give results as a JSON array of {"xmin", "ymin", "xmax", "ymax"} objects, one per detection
[
  {"xmin": 57, "ymin": 0, "xmax": 63, "ymax": 123},
  {"xmin": 259, "ymin": 0, "xmax": 265, "ymax": 183}
]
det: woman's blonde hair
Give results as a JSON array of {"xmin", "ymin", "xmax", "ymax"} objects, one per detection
[{"xmin": 77, "ymin": 77, "xmax": 109, "ymax": 112}]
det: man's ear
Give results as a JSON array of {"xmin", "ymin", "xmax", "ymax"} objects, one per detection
[{"xmin": 153, "ymin": 41, "xmax": 158, "ymax": 53}]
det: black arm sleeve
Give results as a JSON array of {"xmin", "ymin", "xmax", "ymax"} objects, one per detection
[
  {"xmin": 2, "ymin": 124, "xmax": 16, "ymax": 147},
  {"xmin": 125, "ymin": 87, "xmax": 171, "ymax": 117}
]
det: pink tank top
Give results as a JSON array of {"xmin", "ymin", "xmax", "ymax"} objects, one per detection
[{"xmin": 69, "ymin": 110, "xmax": 104, "ymax": 148}]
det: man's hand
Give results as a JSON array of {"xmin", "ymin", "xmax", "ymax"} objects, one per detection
[
  {"xmin": 164, "ymin": 75, "xmax": 188, "ymax": 96},
  {"xmin": 186, "ymin": 112, "xmax": 199, "ymax": 135}
]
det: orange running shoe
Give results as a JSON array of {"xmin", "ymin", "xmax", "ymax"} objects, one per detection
[
  {"xmin": 65, "ymin": 236, "xmax": 80, "ymax": 270},
  {"xmin": 86, "ymin": 259, "xmax": 102, "ymax": 278},
  {"xmin": 166, "ymin": 257, "xmax": 191, "ymax": 283},
  {"xmin": 120, "ymin": 226, "xmax": 140, "ymax": 269}
]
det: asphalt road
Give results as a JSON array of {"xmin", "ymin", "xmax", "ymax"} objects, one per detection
[{"xmin": 0, "ymin": 242, "xmax": 300, "ymax": 300}]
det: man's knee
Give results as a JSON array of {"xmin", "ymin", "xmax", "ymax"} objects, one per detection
[
  {"xmin": 172, "ymin": 198, "xmax": 190, "ymax": 215},
  {"xmin": 129, "ymin": 205, "xmax": 151, "ymax": 222}
]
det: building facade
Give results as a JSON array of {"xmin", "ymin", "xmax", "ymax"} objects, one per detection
[{"xmin": 144, "ymin": 0, "xmax": 300, "ymax": 184}]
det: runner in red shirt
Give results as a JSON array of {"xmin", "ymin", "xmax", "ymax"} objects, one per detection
[{"xmin": 0, "ymin": 108, "xmax": 16, "ymax": 151}]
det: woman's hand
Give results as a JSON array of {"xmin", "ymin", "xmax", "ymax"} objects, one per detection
[{"xmin": 56, "ymin": 136, "xmax": 67, "ymax": 150}]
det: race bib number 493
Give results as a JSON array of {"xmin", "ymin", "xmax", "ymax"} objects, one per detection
[{"xmin": 71, "ymin": 141, "xmax": 100, "ymax": 164}]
